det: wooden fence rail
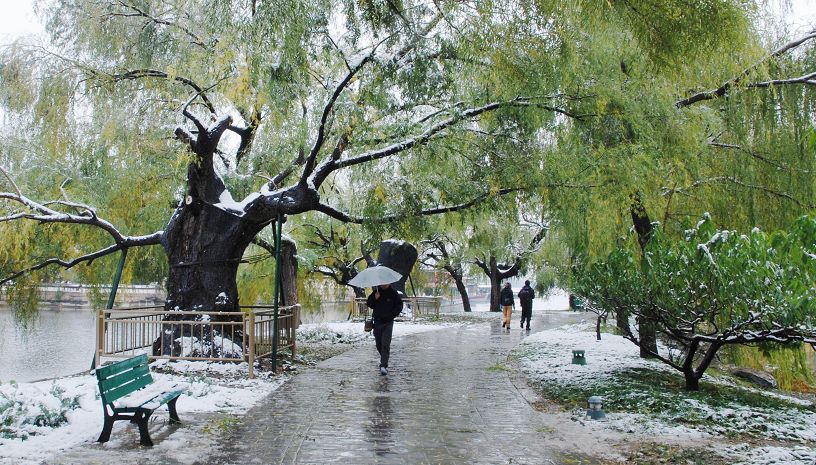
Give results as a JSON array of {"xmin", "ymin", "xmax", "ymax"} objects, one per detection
[{"xmin": 96, "ymin": 304, "xmax": 299, "ymax": 378}]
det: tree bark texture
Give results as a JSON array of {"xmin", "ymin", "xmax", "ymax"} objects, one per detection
[
  {"xmin": 162, "ymin": 201, "xmax": 261, "ymax": 314},
  {"xmin": 279, "ymin": 238, "xmax": 299, "ymax": 308},
  {"xmin": 630, "ymin": 191, "xmax": 658, "ymax": 358}
]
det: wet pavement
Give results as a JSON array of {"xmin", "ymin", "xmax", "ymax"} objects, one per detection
[{"xmin": 209, "ymin": 310, "xmax": 601, "ymax": 465}]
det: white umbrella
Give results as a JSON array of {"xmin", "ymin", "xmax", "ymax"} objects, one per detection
[{"xmin": 348, "ymin": 265, "xmax": 402, "ymax": 288}]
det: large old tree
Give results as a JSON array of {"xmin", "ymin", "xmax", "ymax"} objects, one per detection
[
  {"xmin": 0, "ymin": 0, "xmax": 592, "ymax": 317},
  {"xmin": 0, "ymin": 0, "xmax": 784, "ymax": 332}
]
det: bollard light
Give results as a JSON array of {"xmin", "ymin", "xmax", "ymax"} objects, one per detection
[
  {"xmin": 587, "ymin": 396, "xmax": 605, "ymax": 420},
  {"xmin": 571, "ymin": 349, "xmax": 586, "ymax": 365}
]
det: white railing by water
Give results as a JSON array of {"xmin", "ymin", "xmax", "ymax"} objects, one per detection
[
  {"xmin": 96, "ymin": 304, "xmax": 299, "ymax": 378},
  {"xmin": 349, "ymin": 296, "xmax": 442, "ymax": 320}
]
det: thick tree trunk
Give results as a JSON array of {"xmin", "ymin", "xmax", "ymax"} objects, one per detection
[
  {"xmin": 489, "ymin": 258, "xmax": 501, "ymax": 312},
  {"xmin": 683, "ymin": 371, "xmax": 701, "ymax": 391},
  {"xmin": 155, "ymin": 200, "xmax": 266, "ymax": 356},
  {"xmin": 163, "ymin": 202, "xmax": 261, "ymax": 314},
  {"xmin": 279, "ymin": 238, "xmax": 299, "ymax": 309},
  {"xmin": 453, "ymin": 275, "xmax": 472, "ymax": 312}
]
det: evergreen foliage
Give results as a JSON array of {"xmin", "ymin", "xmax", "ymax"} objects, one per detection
[{"xmin": 574, "ymin": 214, "xmax": 816, "ymax": 390}]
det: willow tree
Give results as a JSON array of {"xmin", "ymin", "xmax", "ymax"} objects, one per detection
[
  {"xmin": 0, "ymin": 0, "xmax": 594, "ymax": 323},
  {"xmin": 420, "ymin": 233, "xmax": 472, "ymax": 312},
  {"xmin": 534, "ymin": 3, "xmax": 815, "ymax": 358}
]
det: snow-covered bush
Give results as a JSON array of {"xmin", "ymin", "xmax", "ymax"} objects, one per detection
[
  {"xmin": 574, "ymin": 214, "xmax": 816, "ymax": 390},
  {"xmin": 0, "ymin": 383, "xmax": 81, "ymax": 440}
]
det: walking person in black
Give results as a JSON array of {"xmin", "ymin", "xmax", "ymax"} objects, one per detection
[
  {"xmin": 518, "ymin": 280, "xmax": 535, "ymax": 331},
  {"xmin": 367, "ymin": 283, "xmax": 403, "ymax": 375}
]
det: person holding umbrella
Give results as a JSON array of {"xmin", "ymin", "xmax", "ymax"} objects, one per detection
[
  {"xmin": 367, "ymin": 282, "xmax": 403, "ymax": 375},
  {"xmin": 349, "ymin": 265, "xmax": 404, "ymax": 376}
]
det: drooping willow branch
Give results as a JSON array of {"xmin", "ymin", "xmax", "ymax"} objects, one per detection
[
  {"xmin": 298, "ymin": 36, "xmax": 392, "ymax": 186},
  {"xmin": 308, "ymin": 97, "xmax": 589, "ymax": 189},
  {"xmin": 103, "ymin": 69, "xmax": 216, "ymax": 113},
  {"xmin": 314, "ymin": 187, "xmax": 522, "ymax": 224},
  {"xmin": 0, "ymin": 176, "xmax": 162, "ymax": 284},
  {"xmin": 676, "ymin": 30, "xmax": 816, "ymax": 108},
  {"xmin": 662, "ymin": 176, "xmax": 813, "ymax": 208},
  {"xmin": 106, "ymin": 1, "xmax": 210, "ymax": 49}
]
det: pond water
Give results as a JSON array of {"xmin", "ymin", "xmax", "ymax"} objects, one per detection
[
  {"xmin": 0, "ymin": 306, "xmax": 97, "ymax": 384},
  {"xmin": 0, "ymin": 292, "xmax": 570, "ymax": 383},
  {"xmin": 0, "ymin": 301, "xmax": 357, "ymax": 383}
]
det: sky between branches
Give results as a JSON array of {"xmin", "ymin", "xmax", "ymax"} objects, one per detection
[{"xmin": 1, "ymin": 0, "xmax": 815, "ymax": 46}]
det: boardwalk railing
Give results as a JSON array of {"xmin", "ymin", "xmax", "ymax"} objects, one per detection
[
  {"xmin": 95, "ymin": 304, "xmax": 299, "ymax": 378},
  {"xmin": 349, "ymin": 296, "xmax": 441, "ymax": 320}
]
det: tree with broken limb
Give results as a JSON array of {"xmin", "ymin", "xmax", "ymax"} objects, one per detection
[
  {"xmin": 472, "ymin": 208, "xmax": 549, "ymax": 312},
  {"xmin": 0, "ymin": 1, "xmax": 595, "ymax": 351}
]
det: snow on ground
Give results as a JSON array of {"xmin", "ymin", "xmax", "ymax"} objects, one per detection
[
  {"xmin": 0, "ymin": 318, "xmax": 458, "ymax": 465},
  {"xmin": 515, "ymin": 321, "xmax": 816, "ymax": 464},
  {"xmin": 0, "ymin": 360, "xmax": 284, "ymax": 465},
  {"xmin": 296, "ymin": 319, "xmax": 460, "ymax": 344},
  {"xmin": 725, "ymin": 444, "xmax": 816, "ymax": 465}
]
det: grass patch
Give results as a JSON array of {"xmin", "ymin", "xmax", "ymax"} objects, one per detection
[
  {"xmin": 529, "ymin": 366, "xmax": 816, "ymax": 439},
  {"xmin": 536, "ymin": 425, "xmax": 557, "ymax": 434},
  {"xmin": 628, "ymin": 443, "xmax": 729, "ymax": 465},
  {"xmin": 203, "ymin": 415, "xmax": 240, "ymax": 434},
  {"xmin": 486, "ymin": 362, "xmax": 511, "ymax": 372}
]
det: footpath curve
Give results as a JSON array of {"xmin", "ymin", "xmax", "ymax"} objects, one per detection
[{"xmin": 210, "ymin": 310, "xmax": 601, "ymax": 465}]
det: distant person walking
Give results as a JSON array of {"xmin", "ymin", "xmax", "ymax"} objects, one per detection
[
  {"xmin": 518, "ymin": 280, "xmax": 535, "ymax": 331},
  {"xmin": 367, "ymin": 283, "xmax": 403, "ymax": 375},
  {"xmin": 500, "ymin": 282, "xmax": 515, "ymax": 330}
]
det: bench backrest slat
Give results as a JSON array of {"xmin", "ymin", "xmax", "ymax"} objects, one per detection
[{"xmin": 96, "ymin": 354, "xmax": 154, "ymax": 404}]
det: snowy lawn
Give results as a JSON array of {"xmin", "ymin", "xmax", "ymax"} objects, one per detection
[
  {"xmin": 513, "ymin": 321, "xmax": 816, "ymax": 464},
  {"xmin": 0, "ymin": 359, "xmax": 284, "ymax": 465}
]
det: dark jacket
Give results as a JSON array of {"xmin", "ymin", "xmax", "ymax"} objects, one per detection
[
  {"xmin": 518, "ymin": 285, "xmax": 535, "ymax": 310},
  {"xmin": 366, "ymin": 286, "xmax": 403, "ymax": 323},
  {"xmin": 500, "ymin": 286, "xmax": 514, "ymax": 306}
]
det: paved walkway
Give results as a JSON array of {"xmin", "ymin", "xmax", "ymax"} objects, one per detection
[{"xmin": 209, "ymin": 311, "xmax": 600, "ymax": 465}]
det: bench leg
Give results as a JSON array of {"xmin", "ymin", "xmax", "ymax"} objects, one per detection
[
  {"xmin": 168, "ymin": 396, "xmax": 181, "ymax": 424},
  {"xmin": 134, "ymin": 410, "xmax": 154, "ymax": 447},
  {"xmin": 97, "ymin": 414, "xmax": 114, "ymax": 443}
]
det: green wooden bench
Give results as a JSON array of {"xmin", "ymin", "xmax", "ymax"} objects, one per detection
[{"xmin": 95, "ymin": 353, "xmax": 185, "ymax": 446}]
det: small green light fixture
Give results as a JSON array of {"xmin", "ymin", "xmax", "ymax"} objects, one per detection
[
  {"xmin": 587, "ymin": 396, "xmax": 605, "ymax": 420},
  {"xmin": 571, "ymin": 349, "xmax": 586, "ymax": 365}
]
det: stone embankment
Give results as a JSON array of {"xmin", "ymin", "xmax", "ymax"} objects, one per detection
[{"xmin": 0, "ymin": 284, "xmax": 164, "ymax": 308}]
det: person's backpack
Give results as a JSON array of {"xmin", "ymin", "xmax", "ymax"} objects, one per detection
[
  {"xmin": 500, "ymin": 289, "xmax": 514, "ymax": 306},
  {"xmin": 519, "ymin": 287, "xmax": 533, "ymax": 306}
]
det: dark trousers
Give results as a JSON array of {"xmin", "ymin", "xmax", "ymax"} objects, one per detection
[
  {"xmin": 373, "ymin": 320, "xmax": 394, "ymax": 368},
  {"xmin": 520, "ymin": 307, "xmax": 532, "ymax": 328}
]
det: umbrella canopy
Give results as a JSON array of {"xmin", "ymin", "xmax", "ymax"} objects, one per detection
[{"xmin": 348, "ymin": 265, "xmax": 403, "ymax": 288}]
